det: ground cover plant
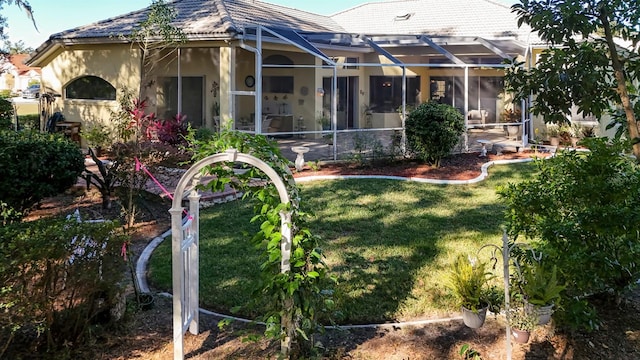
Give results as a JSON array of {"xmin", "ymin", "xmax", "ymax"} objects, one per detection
[{"xmin": 148, "ymin": 161, "xmax": 537, "ymax": 325}]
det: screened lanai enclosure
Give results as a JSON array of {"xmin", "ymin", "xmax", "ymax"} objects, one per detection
[{"xmin": 167, "ymin": 25, "xmax": 531, "ymax": 162}]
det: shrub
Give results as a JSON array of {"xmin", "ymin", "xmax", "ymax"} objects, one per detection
[
  {"xmin": 0, "ymin": 217, "xmax": 127, "ymax": 357},
  {"xmin": 156, "ymin": 113, "xmax": 189, "ymax": 145},
  {"xmin": 0, "ymin": 98, "xmax": 14, "ymax": 130},
  {"xmin": 17, "ymin": 114, "xmax": 40, "ymax": 131},
  {"xmin": 351, "ymin": 132, "xmax": 386, "ymax": 166},
  {"xmin": 0, "ymin": 131, "xmax": 85, "ymax": 218},
  {"xmin": 498, "ymin": 138, "xmax": 640, "ymax": 330},
  {"xmin": 193, "ymin": 126, "xmax": 215, "ymax": 141},
  {"xmin": 405, "ymin": 101, "xmax": 465, "ymax": 167}
]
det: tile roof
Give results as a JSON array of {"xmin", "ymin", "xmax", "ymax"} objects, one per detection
[
  {"xmin": 331, "ymin": 0, "xmax": 534, "ymax": 42},
  {"xmin": 7, "ymin": 54, "xmax": 41, "ymax": 75},
  {"xmin": 47, "ymin": 0, "xmax": 344, "ymax": 43}
]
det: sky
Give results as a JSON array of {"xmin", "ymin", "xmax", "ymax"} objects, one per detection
[{"xmin": 4, "ymin": 0, "xmax": 516, "ymax": 50}]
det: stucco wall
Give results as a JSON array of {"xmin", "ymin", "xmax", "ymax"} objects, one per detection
[{"xmin": 40, "ymin": 44, "xmax": 141, "ymax": 131}]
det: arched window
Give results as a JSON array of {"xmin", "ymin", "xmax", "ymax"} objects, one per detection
[
  {"xmin": 65, "ymin": 76, "xmax": 116, "ymax": 100},
  {"xmin": 263, "ymin": 54, "xmax": 294, "ymax": 65}
]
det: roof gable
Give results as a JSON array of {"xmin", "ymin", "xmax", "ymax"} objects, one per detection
[
  {"xmin": 6, "ymin": 54, "xmax": 41, "ymax": 75},
  {"xmin": 47, "ymin": 0, "xmax": 344, "ymax": 43}
]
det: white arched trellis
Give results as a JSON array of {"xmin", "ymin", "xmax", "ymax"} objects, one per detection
[{"xmin": 169, "ymin": 149, "xmax": 292, "ymax": 360}]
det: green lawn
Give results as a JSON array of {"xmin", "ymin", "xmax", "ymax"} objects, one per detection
[{"xmin": 147, "ymin": 162, "xmax": 537, "ymax": 324}]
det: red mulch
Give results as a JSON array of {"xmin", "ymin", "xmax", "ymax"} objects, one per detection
[{"xmin": 293, "ymin": 151, "xmax": 549, "ymax": 180}]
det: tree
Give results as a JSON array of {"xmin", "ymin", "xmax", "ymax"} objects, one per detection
[
  {"xmin": 505, "ymin": 0, "xmax": 640, "ymax": 159},
  {"xmin": 3, "ymin": 39, "xmax": 33, "ymax": 54},
  {"xmin": 126, "ymin": 0, "xmax": 186, "ymax": 102},
  {"xmin": 0, "ymin": 0, "xmax": 36, "ymax": 43}
]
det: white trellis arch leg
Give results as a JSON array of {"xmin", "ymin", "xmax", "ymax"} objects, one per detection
[{"xmin": 170, "ymin": 149, "xmax": 292, "ymax": 360}]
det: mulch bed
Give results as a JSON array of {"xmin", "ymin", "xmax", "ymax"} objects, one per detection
[{"xmin": 293, "ymin": 150, "xmax": 550, "ymax": 180}]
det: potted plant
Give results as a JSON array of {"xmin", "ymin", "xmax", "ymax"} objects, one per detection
[
  {"xmin": 546, "ymin": 125, "xmax": 560, "ymax": 146},
  {"xmin": 521, "ymin": 262, "xmax": 565, "ymax": 325},
  {"xmin": 447, "ymin": 255, "xmax": 494, "ymax": 328},
  {"xmin": 569, "ymin": 123, "xmax": 583, "ymax": 147},
  {"xmin": 558, "ymin": 124, "xmax": 572, "ymax": 146},
  {"xmin": 500, "ymin": 108, "xmax": 522, "ymax": 140},
  {"xmin": 508, "ymin": 299, "xmax": 538, "ymax": 344},
  {"xmin": 317, "ymin": 114, "xmax": 330, "ymax": 131},
  {"xmin": 82, "ymin": 125, "xmax": 111, "ymax": 156}
]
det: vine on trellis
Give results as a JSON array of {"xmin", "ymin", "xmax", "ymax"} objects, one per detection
[{"xmin": 186, "ymin": 128, "xmax": 336, "ymax": 357}]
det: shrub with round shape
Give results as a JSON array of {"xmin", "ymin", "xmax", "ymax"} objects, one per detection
[{"xmin": 405, "ymin": 101, "xmax": 465, "ymax": 167}]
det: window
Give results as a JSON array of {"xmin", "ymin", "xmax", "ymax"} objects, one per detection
[
  {"xmin": 157, "ymin": 76, "xmax": 204, "ymax": 128},
  {"xmin": 65, "ymin": 76, "xmax": 116, "ymax": 100},
  {"xmin": 430, "ymin": 76, "xmax": 504, "ymax": 122},
  {"xmin": 344, "ymin": 57, "xmax": 359, "ymax": 70},
  {"xmin": 264, "ymin": 54, "xmax": 294, "ymax": 66},
  {"xmin": 369, "ymin": 76, "xmax": 420, "ymax": 113},
  {"xmin": 263, "ymin": 76, "xmax": 294, "ymax": 93}
]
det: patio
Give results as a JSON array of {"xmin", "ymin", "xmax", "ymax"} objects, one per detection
[{"xmin": 273, "ymin": 124, "xmax": 529, "ymax": 164}]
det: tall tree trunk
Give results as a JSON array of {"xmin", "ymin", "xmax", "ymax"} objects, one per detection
[{"xmin": 600, "ymin": 9, "xmax": 640, "ymax": 161}]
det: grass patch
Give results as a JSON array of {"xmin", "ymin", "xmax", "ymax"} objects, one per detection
[{"xmin": 148, "ymin": 162, "xmax": 537, "ymax": 324}]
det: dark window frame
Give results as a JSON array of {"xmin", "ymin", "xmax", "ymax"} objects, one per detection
[
  {"xmin": 65, "ymin": 75, "xmax": 116, "ymax": 100},
  {"xmin": 369, "ymin": 76, "xmax": 420, "ymax": 113},
  {"xmin": 157, "ymin": 76, "xmax": 205, "ymax": 128}
]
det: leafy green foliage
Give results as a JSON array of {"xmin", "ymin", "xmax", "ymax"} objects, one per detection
[
  {"xmin": 16, "ymin": 113, "xmax": 39, "ymax": 130},
  {"xmin": 507, "ymin": 0, "xmax": 640, "ymax": 157},
  {"xmin": 0, "ymin": 131, "xmax": 84, "ymax": 218},
  {"xmin": 520, "ymin": 262, "xmax": 565, "ymax": 307},
  {"xmin": 83, "ymin": 148, "xmax": 117, "ymax": 209},
  {"xmin": 446, "ymin": 255, "xmax": 494, "ymax": 311},
  {"xmin": 187, "ymin": 128, "xmax": 336, "ymax": 357},
  {"xmin": 192, "ymin": 126, "xmax": 215, "ymax": 141},
  {"xmin": 0, "ymin": 217, "xmax": 126, "ymax": 357},
  {"xmin": 459, "ymin": 343, "xmax": 483, "ymax": 360},
  {"xmin": 0, "ymin": 98, "xmax": 14, "ymax": 130},
  {"xmin": 505, "ymin": 43, "xmax": 614, "ymax": 125},
  {"xmin": 499, "ymin": 138, "xmax": 640, "ymax": 329},
  {"xmin": 405, "ymin": 101, "xmax": 465, "ymax": 167},
  {"xmin": 108, "ymin": 86, "xmax": 137, "ymax": 142},
  {"xmin": 507, "ymin": 296, "xmax": 538, "ymax": 332}
]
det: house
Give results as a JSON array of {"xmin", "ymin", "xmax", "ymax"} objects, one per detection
[
  {"xmin": 26, "ymin": 0, "xmax": 563, "ymax": 156},
  {"xmin": 0, "ymin": 54, "xmax": 41, "ymax": 95}
]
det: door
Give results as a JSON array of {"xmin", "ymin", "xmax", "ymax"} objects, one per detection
[{"xmin": 323, "ymin": 76, "xmax": 359, "ymax": 129}]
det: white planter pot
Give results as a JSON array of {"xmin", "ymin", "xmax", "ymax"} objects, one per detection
[
  {"xmin": 526, "ymin": 302, "xmax": 554, "ymax": 325},
  {"xmin": 461, "ymin": 306, "xmax": 488, "ymax": 328}
]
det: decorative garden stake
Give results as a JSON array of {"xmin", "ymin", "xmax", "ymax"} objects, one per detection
[{"xmin": 478, "ymin": 230, "xmax": 540, "ymax": 360}]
